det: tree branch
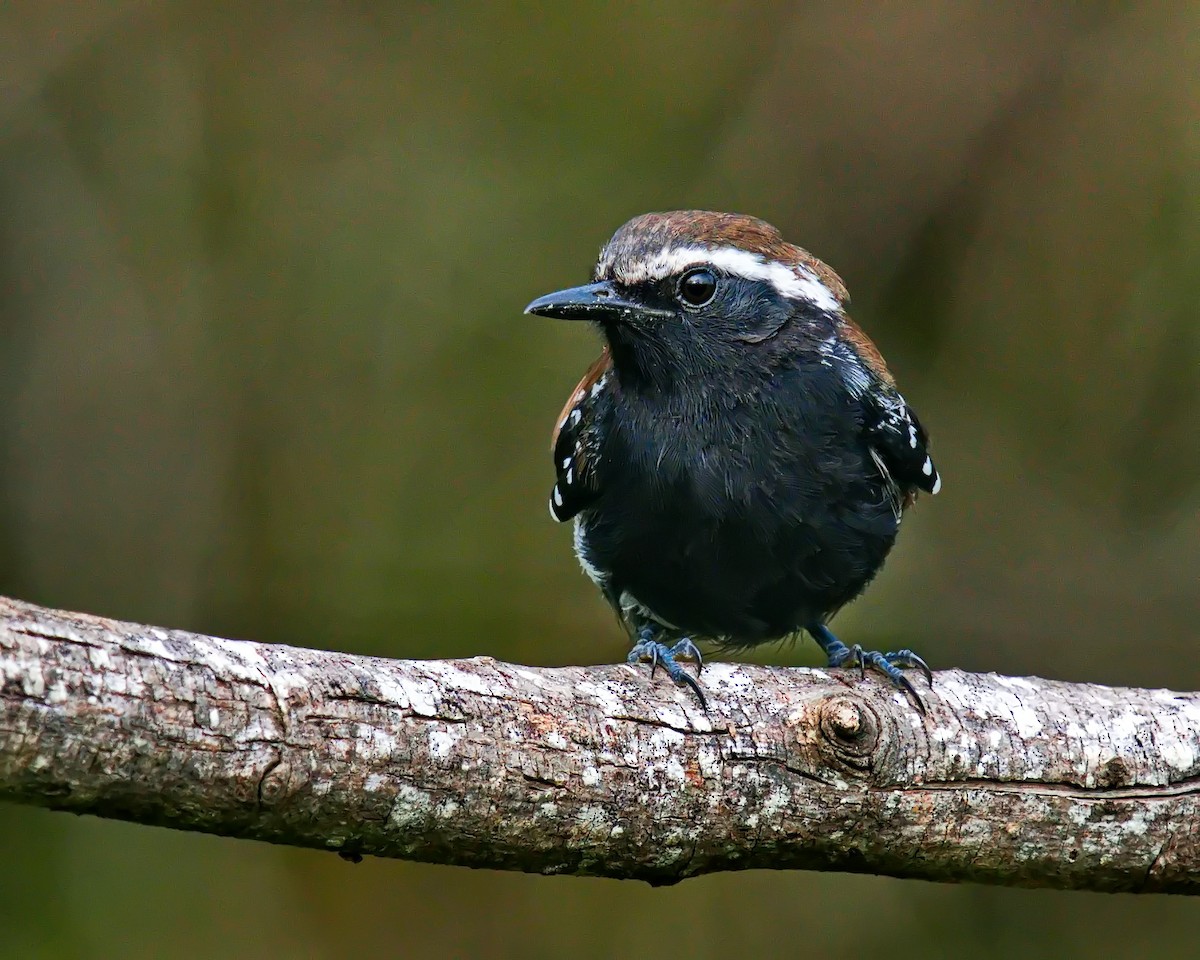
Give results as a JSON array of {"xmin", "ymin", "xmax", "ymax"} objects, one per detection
[{"xmin": 1, "ymin": 595, "xmax": 1197, "ymax": 891}]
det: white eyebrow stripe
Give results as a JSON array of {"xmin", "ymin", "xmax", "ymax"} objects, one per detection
[{"xmin": 615, "ymin": 245, "xmax": 840, "ymax": 313}]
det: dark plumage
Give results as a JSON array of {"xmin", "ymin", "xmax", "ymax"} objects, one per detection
[{"xmin": 526, "ymin": 211, "xmax": 940, "ymax": 711}]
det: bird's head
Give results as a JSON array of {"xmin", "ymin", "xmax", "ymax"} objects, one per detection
[{"xmin": 525, "ymin": 211, "xmax": 857, "ymax": 391}]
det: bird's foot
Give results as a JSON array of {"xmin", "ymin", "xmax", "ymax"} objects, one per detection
[
  {"xmin": 626, "ymin": 632, "xmax": 707, "ymax": 710},
  {"xmin": 808, "ymin": 623, "xmax": 932, "ymax": 715}
]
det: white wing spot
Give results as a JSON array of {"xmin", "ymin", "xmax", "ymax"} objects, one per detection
[
  {"xmin": 569, "ymin": 409, "xmax": 582, "ymax": 427},
  {"xmin": 565, "ymin": 466, "xmax": 574, "ymax": 485},
  {"xmin": 932, "ymin": 474, "xmax": 942, "ymax": 495},
  {"xmin": 562, "ymin": 456, "xmax": 571, "ymax": 469},
  {"xmin": 922, "ymin": 457, "xmax": 933, "ymax": 476},
  {"xmin": 553, "ymin": 486, "xmax": 563, "ymax": 506}
]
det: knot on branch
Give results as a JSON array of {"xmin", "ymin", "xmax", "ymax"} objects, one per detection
[
  {"xmin": 815, "ymin": 694, "xmax": 881, "ymax": 773},
  {"xmin": 1095, "ymin": 756, "xmax": 1131, "ymax": 789},
  {"xmin": 257, "ymin": 758, "xmax": 292, "ymax": 805}
]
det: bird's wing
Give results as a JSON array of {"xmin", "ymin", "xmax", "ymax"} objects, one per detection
[
  {"xmin": 548, "ymin": 348, "xmax": 611, "ymax": 522},
  {"xmin": 863, "ymin": 389, "xmax": 941, "ymax": 502},
  {"xmin": 833, "ymin": 316, "xmax": 940, "ymax": 503}
]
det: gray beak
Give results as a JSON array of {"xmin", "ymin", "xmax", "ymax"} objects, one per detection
[{"xmin": 524, "ymin": 281, "xmax": 649, "ymax": 322}]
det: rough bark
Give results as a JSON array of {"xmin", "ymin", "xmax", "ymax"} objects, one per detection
[{"xmin": 1, "ymin": 594, "xmax": 1197, "ymax": 891}]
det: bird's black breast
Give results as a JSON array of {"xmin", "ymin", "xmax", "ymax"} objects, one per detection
[{"xmin": 576, "ymin": 360, "xmax": 903, "ymax": 643}]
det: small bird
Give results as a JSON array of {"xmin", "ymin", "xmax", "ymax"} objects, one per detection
[{"xmin": 525, "ymin": 211, "xmax": 940, "ymax": 711}]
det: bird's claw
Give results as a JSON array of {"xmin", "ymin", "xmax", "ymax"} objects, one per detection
[
  {"xmin": 627, "ymin": 634, "xmax": 707, "ymax": 710},
  {"xmin": 808, "ymin": 625, "xmax": 932, "ymax": 714},
  {"xmin": 848, "ymin": 646, "xmax": 933, "ymax": 687}
]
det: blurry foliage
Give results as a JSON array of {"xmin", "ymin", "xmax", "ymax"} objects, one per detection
[{"xmin": 1, "ymin": 1, "xmax": 1198, "ymax": 957}]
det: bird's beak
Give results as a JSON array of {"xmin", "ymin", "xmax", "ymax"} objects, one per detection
[{"xmin": 524, "ymin": 281, "xmax": 648, "ymax": 322}]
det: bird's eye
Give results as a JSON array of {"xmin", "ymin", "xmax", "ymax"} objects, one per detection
[{"xmin": 676, "ymin": 268, "xmax": 718, "ymax": 308}]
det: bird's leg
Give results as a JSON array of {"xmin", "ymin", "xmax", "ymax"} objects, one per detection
[
  {"xmin": 807, "ymin": 622, "xmax": 932, "ymax": 714},
  {"xmin": 626, "ymin": 623, "xmax": 708, "ymax": 709}
]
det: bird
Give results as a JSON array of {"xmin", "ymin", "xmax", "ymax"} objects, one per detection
[{"xmin": 525, "ymin": 210, "xmax": 940, "ymax": 712}]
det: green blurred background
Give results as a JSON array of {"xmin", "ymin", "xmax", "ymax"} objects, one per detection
[{"xmin": 2, "ymin": 2, "xmax": 1199, "ymax": 957}]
